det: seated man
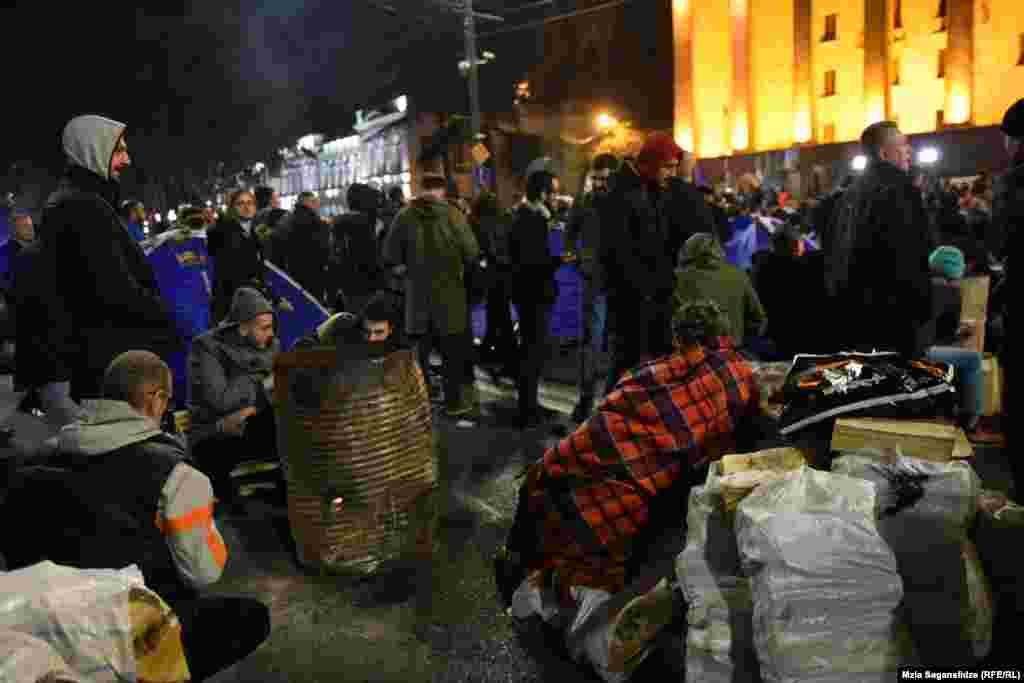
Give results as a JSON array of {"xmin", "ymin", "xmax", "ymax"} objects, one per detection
[
  {"xmin": 296, "ymin": 289, "xmax": 404, "ymax": 353},
  {"xmin": 921, "ymin": 246, "xmax": 1001, "ymax": 442},
  {"xmin": 4, "ymin": 351, "xmax": 270, "ymax": 681},
  {"xmin": 189, "ymin": 287, "xmax": 280, "ymax": 513},
  {"xmin": 499, "ymin": 299, "xmax": 760, "ymax": 673}
]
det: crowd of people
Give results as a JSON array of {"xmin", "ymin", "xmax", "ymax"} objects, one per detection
[{"xmin": 0, "ymin": 95, "xmax": 1020, "ymax": 678}]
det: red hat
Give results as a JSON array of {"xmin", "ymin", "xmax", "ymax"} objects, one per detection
[{"xmin": 637, "ymin": 133, "xmax": 684, "ymax": 182}]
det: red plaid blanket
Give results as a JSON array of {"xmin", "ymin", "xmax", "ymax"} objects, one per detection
[{"xmin": 523, "ymin": 337, "xmax": 758, "ymax": 600}]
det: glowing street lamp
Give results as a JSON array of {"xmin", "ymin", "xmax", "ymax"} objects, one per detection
[
  {"xmin": 595, "ymin": 113, "xmax": 618, "ymax": 132},
  {"xmin": 851, "ymin": 155, "xmax": 868, "ymax": 171},
  {"xmin": 917, "ymin": 147, "xmax": 940, "ymax": 165}
]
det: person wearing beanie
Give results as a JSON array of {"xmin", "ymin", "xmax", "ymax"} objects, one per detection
[
  {"xmin": 599, "ymin": 132, "xmax": 717, "ymax": 391},
  {"xmin": 928, "ymin": 245, "xmax": 967, "ymax": 281},
  {"xmin": 188, "ymin": 286, "xmax": 281, "ymax": 514}
]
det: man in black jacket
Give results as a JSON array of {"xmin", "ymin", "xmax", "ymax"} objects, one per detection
[
  {"xmin": 284, "ymin": 191, "xmax": 331, "ymax": 304},
  {"xmin": 599, "ymin": 133, "xmax": 717, "ymax": 389},
  {"xmin": 824, "ymin": 121, "xmax": 932, "ymax": 357},
  {"xmin": 41, "ymin": 115, "xmax": 181, "ymax": 402},
  {"xmin": 333, "ymin": 183, "xmax": 384, "ymax": 313}
]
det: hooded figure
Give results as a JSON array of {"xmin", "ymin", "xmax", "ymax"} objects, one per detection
[
  {"xmin": 674, "ymin": 233, "xmax": 766, "ymax": 347},
  {"xmin": 600, "ymin": 133, "xmax": 717, "ymax": 386},
  {"xmin": 36, "ymin": 115, "xmax": 180, "ymax": 401}
]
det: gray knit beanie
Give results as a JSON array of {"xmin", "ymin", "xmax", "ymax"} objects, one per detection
[{"xmin": 227, "ymin": 287, "xmax": 273, "ymax": 323}]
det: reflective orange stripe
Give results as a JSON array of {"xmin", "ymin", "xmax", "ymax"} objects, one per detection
[
  {"xmin": 158, "ymin": 505, "xmax": 214, "ymax": 535},
  {"xmin": 207, "ymin": 527, "xmax": 227, "ymax": 568}
]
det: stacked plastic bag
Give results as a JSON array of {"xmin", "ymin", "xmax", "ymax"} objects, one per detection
[
  {"xmin": 735, "ymin": 467, "xmax": 914, "ymax": 682},
  {"xmin": 0, "ymin": 561, "xmax": 144, "ymax": 683},
  {"xmin": 677, "ymin": 448, "xmax": 806, "ymax": 683},
  {"xmin": 831, "ymin": 449, "xmax": 992, "ymax": 661}
]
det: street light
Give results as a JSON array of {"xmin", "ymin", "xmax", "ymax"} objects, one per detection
[
  {"xmin": 595, "ymin": 113, "xmax": 618, "ymax": 132},
  {"xmin": 917, "ymin": 147, "xmax": 940, "ymax": 165},
  {"xmin": 851, "ymin": 155, "xmax": 868, "ymax": 171}
]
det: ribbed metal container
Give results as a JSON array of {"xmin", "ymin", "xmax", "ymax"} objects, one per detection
[{"xmin": 274, "ymin": 346, "xmax": 436, "ymax": 575}]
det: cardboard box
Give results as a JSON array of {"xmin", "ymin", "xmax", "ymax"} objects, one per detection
[
  {"xmin": 831, "ymin": 417, "xmax": 974, "ymax": 462},
  {"xmin": 960, "ymin": 275, "xmax": 990, "ymax": 320},
  {"xmin": 981, "ymin": 353, "xmax": 1005, "ymax": 417},
  {"xmin": 956, "ymin": 316, "xmax": 986, "ymax": 353}
]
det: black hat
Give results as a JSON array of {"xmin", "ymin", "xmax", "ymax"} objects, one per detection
[{"xmin": 1001, "ymin": 98, "xmax": 1024, "ymax": 139}]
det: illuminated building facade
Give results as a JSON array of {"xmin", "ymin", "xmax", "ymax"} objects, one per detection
[{"xmin": 674, "ymin": 0, "xmax": 1023, "ymax": 187}]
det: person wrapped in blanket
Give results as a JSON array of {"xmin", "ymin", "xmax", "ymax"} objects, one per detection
[{"xmin": 497, "ymin": 299, "xmax": 761, "ymax": 674}]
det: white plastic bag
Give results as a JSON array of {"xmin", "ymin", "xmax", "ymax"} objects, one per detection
[
  {"xmin": 0, "ymin": 629, "xmax": 86, "ymax": 683},
  {"xmin": 735, "ymin": 467, "xmax": 911, "ymax": 682},
  {"xmin": 677, "ymin": 479, "xmax": 761, "ymax": 683},
  {"xmin": 0, "ymin": 561, "xmax": 144, "ymax": 683}
]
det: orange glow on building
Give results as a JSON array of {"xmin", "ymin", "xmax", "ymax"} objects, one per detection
[{"xmin": 674, "ymin": 0, "xmax": 1022, "ymax": 160}]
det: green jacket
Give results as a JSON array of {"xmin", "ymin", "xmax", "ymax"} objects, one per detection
[
  {"xmin": 673, "ymin": 260, "xmax": 767, "ymax": 347},
  {"xmin": 382, "ymin": 197, "xmax": 479, "ymax": 336}
]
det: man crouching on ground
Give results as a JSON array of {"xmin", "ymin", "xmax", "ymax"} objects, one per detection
[
  {"xmin": 53, "ymin": 351, "xmax": 270, "ymax": 680},
  {"xmin": 189, "ymin": 287, "xmax": 280, "ymax": 515},
  {"xmin": 498, "ymin": 299, "xmax": 761, "ymax": 673}
]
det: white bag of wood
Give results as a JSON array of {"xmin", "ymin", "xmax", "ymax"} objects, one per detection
[
  {"xmin": 735, "ymin": 467, "xmax": 911, "ymax": 682},
  {"xmin": 0, "ymin": 629, "xmax": 86, "ymax": 683},
  {"xmin": 831, "ymin": 449, "xmax": 991, "ymax": 661},
  {"xmin": 830, "ymin": 448, "xmax": 980, "ymax": 536},
  {"xmin": 677, "ymin": 482, "xmax": 762, "ymax": 683}
]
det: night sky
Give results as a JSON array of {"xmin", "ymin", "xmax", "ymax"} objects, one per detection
[{"xmin": 2, "ymin": 0, "xmax": 555, "ymax": 187}]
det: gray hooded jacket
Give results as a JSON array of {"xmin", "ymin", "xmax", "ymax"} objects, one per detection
[{"xmin": 58, "ymin": 399, "xmax": 227, "ymax": 590}]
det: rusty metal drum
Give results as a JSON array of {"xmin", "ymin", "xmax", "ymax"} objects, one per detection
[{"xmin": 273, "ymin": 346, "xmax": 436, "ymax": 575}]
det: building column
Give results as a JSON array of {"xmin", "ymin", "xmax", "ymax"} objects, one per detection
[
  {"xmin": 944, "ymin": 0, "xmax": 974, "ymax": 124},
  {"xmin": 793, "ymin": 0, "xmax": 814, "ymax": 144},
  {"xmin": 672, "ymin": 0, "xmax": 698, "ymax": 155},
  {"xmin": 863, "ymin": 0, "xmax": 891, "ymax": 126},
  {"xmin": 731, "ymin": 0, "xmax": 753, "ymax": 152}
]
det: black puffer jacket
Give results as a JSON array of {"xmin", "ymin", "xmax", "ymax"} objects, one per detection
[
  {"xmin": 207, "ymin": 216, "xmax": 266, "ymax": 323},
  {"xmin": 284, "ymin": 205, "xmax": 331, "ymax": 303}
]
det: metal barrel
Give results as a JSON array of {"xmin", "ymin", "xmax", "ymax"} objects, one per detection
[{"xmin": 274, "ymin": 346, "xmax": 436, "ymax": 575}]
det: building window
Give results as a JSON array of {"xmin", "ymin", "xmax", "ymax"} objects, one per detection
[
  {"xmin": 894, "ymin": 0, "xmax": 903, "ymax": 29},
  {"xmin": 938, "ymin": 49, "xmax": 946, "ymax": 78},
  {"xmin": 892, "ymin": 57, "xmax": 902, "ymax": 85},
  {"xmin": 936, "ymin": 110, "xmax": 945, "ymax": 129},
  {"xmin": 1018, "ymin": 34, "xmax": 1024, "ymax": 65},
  {"xmin": 936, "ymin": 0, "xmax": 947, "ymax": 31},
  {"xmin": 823, "ymin": 14, "xmax": 838, "ymax": 42},
  {"xmin": 823, "ymin": 123, "xmax": 836, "ymax": 143},
  {"xmin": 823, "ymin": 69, "xmax": 837, "ymax": 97}
]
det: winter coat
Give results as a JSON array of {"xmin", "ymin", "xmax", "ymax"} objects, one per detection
[
  {"xmin": 11, "ymin": 242, "xmax": 76, "ymax": 387},
  {"xmin": 207, "ymin": 215, "xmax": 266, "ymax": 323},
  {"xmin": 991, "ymin": 158, "xmax": 1023, "ymax": 360},
  {"xmin": 599, "ymin": 162, "xmax": 717, "ymax": 322},
  {"xmin": 751, "ymin": 250, "xmax": 830, "ymax": 357},
  {"xmin": 509, "ymin": 201, "xmax": 561, "ymax": 305},
  {"xmin": 333, "ymin": 211, "xmax": 382, "ymax": 298},
  {"xmin": 565, "ymin": 191, "xmax": 609, "ymax": 291},
  {"xmin": 824, "ymin": 160, "xmax": 933, "ymax": 356},
  {"xmin": 188, "ymin": 323, "xmax": 279, "ymax": 447},
  {"xmin": 284, "ymin": 205, "xmax": 331, "ymax": 303},
  {"xmin": 45, "ymin": 399, "xmax": 227, "ymax": 605},
  {"xmin": 40, "ymin": 117, "xmax": 180, "ymax": 397},
  {"xmin": 254, "ymin": 207, "xmax": 289, "ymax": 266},
  {"xmin": 674, "ymin": 254, "xmax": 767, "ymax": 348},
  {"xmin": 382, "ymin": 196, "xmax": 479, "ymax": 336}
]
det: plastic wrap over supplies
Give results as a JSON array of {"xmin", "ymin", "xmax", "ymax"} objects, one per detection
[
  {"xmin": 0, "ymin": 561, "xmax": 144, "ymax": 683},
  {"xmin": 735, "ymin": 467, "xmax": 914, "ymax": 682},
  {"xmin": 831, "ymin": 449, "xmax": 992, "ymax": 660}
]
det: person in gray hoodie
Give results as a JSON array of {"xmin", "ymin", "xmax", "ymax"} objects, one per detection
[
  {"xmin": 2, "ymin": 350, "xmax": 270, "ymax": 681},
  {"xmin": 37, "ymin": 115, "xmax": 181, "ymax": 404},
  {"xmin": 189, "ymin": 287, "xmax": 280, "ymax": 511}
]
